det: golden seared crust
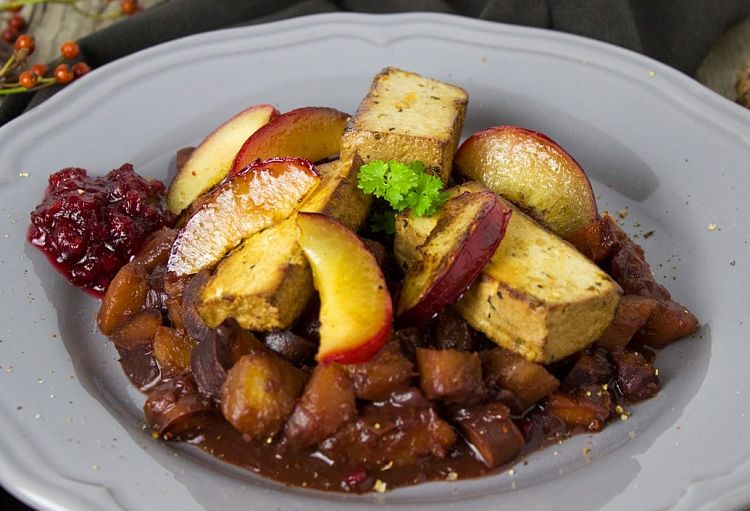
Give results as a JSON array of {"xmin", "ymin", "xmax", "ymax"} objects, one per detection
[
  {"xmin": 197, "ymin": 157, "xmax": 372, "ymax": 331},
  {"xmin": 395, "ymin": 186, "xmax": 622, "ymax": 364},
  {"xmin": 340, "ymin": 67, "xmax": 468, "ymax": 183}
]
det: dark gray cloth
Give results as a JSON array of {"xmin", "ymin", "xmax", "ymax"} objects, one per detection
[
  {"xmin": 2, "ymin": 0, "xmax": 749, "ymax": 509},
  {"xmin": 1, "ymin": 0, "xmax": 749, "ymax": 126}
]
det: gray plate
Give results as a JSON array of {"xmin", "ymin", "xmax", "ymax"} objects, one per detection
[{"xmin": 1, "ymin": 12, "xmax": 749, "ymax": 511}]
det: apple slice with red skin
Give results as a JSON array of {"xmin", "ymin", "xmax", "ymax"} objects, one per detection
[
  {"xmin": 168, "ymin": 157, "xmax": 319, "ymax": 276},
  {"xmin": 397, "ymin": 190, "xmax": 511, "ymax": 325},
  {"xmin": 296, "ymin": 212, "xmax": 392, "ymax": 364},
  {"xmin": 166, "ymin": 104, "xmax": 279, "ymax": 214},
  {"xmin": 454, "ymin": 126, "xmax": 597, "ymax": 238},
  {"xmin": 230, "ymin": 107, "xmax": 349, "ymax": 175}
]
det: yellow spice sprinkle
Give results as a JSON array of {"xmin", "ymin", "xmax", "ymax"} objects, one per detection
[
  {"xmin": 18, "ymin": 172, "xmax": 29, "ymax": 177},
  {"xmin": 381, "ymin": 461, "xmax": 393, "ymax": 472},
  {"xmin": 446, "ymin": 471, "xmax": 458, "ymax": 481},
  {"xmin": 373, "ymin": 479, "xmax": 387, "ymax": 493},
  {"xmin": 648, "ymin": 71, "xmax": 656, "ymax": 77},
  {"xmin": 655, "ymin": 368, "xmax": 659, "ymax": 376},
  {"xmin": 708, "ymin": 223, "xmax": 718, "ymax": 231},
  {"xmin": 617, "ymin": 208, "xmax": 628, "ymax": 219},
  {"xmin": 621, "ymin": 414, "xmax": 630, "ymax": 421}
]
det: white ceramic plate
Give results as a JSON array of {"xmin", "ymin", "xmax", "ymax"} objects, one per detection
[{"xmin": 1, "ymin": 12, "xmax": 749, "ymax": 511}]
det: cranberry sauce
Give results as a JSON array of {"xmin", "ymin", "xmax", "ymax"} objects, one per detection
[{"xmin": 28, "ymin": 164, "xmax": 175, "ymax": 296}]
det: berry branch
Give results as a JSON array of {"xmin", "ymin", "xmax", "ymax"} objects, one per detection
[{"xmin": 0, "ymin": 0, "xmax": 140, "ymax": 95}]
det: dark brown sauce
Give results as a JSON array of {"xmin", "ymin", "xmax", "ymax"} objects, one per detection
[{"xmin": 118, "ymin": 343, "xmax": 583, "ymax": 493}]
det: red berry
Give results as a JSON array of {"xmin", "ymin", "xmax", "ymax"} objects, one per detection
[
  {"xmin": 120, "ymin": 0, "xmax": 137, "ymax": 15},
  {"xmin": 30, "ymin": 63, "xmax": 48, "ymax": 76},
  {"xmin": 14, "ymin": 33, "xmax": 34, "ymax": 54},
  {"xmin": 53, "ymin": 63, "xmax": 74, "ymax": 84},
  {"xmin": 18, "ymin": 69, "xmax": 37, "ymax": 89},
  {"xmin": 60, "ymin": 40, "xmax": 79, "ymax": 60},
  {"xmin": 7, "ymin": 14, "xmax": 25, "ymax": 31},
  {"xmin": 71, "ymin": 62, "xmax": 90, "ymax": 78},
  {"xmin": 2, "ymin": 26, "xmax": 18, "ymax": 44}
]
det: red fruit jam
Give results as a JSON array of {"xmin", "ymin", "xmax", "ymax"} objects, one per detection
[{"xmin": 28, "ymin": 163, "xmax": 175, "ymax": 296}]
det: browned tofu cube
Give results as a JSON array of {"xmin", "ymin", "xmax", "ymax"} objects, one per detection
[{"xmin": 340, "ymin": 67, "xmax": 468, "ymax": 183}]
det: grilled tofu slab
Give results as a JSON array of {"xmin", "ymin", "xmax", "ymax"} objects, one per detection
[
  {"xmin": 197, "ymin": 157, "xmax": 372, "ymax": 330},
  {"xmin": 395, "ymin": 185, "xmax": 621, "ymax": 363},
  {"xmin": 340, "ymin": 67, "xmax": 468, "ymax": 183}
]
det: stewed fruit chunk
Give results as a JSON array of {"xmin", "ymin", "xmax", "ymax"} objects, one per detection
[
  {"xmin": 608, "ymin": 226, "xmax": 698, "ymax": 347},
  {"xmin": 144, "ymin": 375, "xmax": 216, "ymax": 441},
  {"xmin": 548, "ymin": 385, "xmax": 613, "ymax": 432},
  {"xmin": 320, "ymin": 388, "xmax": 456, "ymax": 467},
  {"xmin": 454, "ymin": 126, "xmax": 598, "ymax": 238},
  {"xmin": 595, "ymin": 295, "xmax": 659, "ymax": 351},
  {"xmin": 230, "ymin": 107, "xmax": 349, "ymax": 174},
  {"xmin": 433, "ymin": 310, "xmax": 475, "ymax": 351},
  {"xmin": 220, "ymin": 351, "xmax": 307, "ymax": 439},
  {"xmin": 168, "ymin": 157, "xmax": 320, "ymax": 276},
  {"xmin": 416, "ymin": 348, "xmax": 485, "ymax": 404},
  {"xmin": 452, "ymin": 402, "xmax": 525, "ymax": 469},
  {"xmin": 296, "ymin": 212, "xmax": 392, "ymax": 364},
  {"xmin": 179, "ymin": 270, "xmax": 212, "ymax": 342},
  {"xmin": 153, "ymin": 326, "xmax": 198, "ymax": 374},
  {"xmin": 131, "ymin": 227, "xmax": 177, "ymax": 273},
  {"xmin": 611, "ymin": 350, "xmax": 660, "ymax": 402},
  {"xmin": 110, "ymin": 310, "xmax": 162, "ymax": 349},
  {"xmin": 284, "ymin": 364, "xmax": 357, "ymax": 449},
  {"xmin": 97, "ymin": 262, "xmax": 150, "ymax": 335},
  {"xmin": 397, "ymin": 190, "xmax": 511, "ymax": 325},
  {"xmin": 166, "ymin": 104, "xmax": 279, "ymax": 214},
  {"xmin": 341, "ymin": 341, "xmax": 414, "ymax": 401},
  {"xmin": 262, "ymin": 330, "xmax": 317, "ymax": 368},
  {"xmin": 567, "ymin": 214, "xmax": 620, "ymax": 264},
  {"xmin": 480, "ymin": 348, "xmax": 559, "ymax": 408},
  {"xmin": 560, "ymin": 350, "xmax": 613, "ymax": 392},
  {"xmin": 191, "ymin": 326, "xmax": 263, "ymax": 400}
]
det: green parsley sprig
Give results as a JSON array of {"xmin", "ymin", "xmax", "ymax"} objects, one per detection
[{"xmin": 357, "ymin": 160, "xmax": 447, "ymax": 234}]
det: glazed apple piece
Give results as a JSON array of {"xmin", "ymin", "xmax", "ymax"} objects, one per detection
[
  {"xmin": 167, "ymin": 157, "xmax": 319, "ymax": 276},
  {"xmin": 166, "ymin": 104, "xmax": 278, "ymax": 214},
  {"xmin": 296, "ymin": 212, "xmax": 392, "ymax": 364},
  {"xmin": 230, "ymin": 107, "xmax": 349, "ymax": 174},
  {"xmin": 397, "ymin": 190, "xmax": 511, "ymax": 324},
  {"xmin": 454, "ymin": 126, "xmax": 598, "ymax": 238}
]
